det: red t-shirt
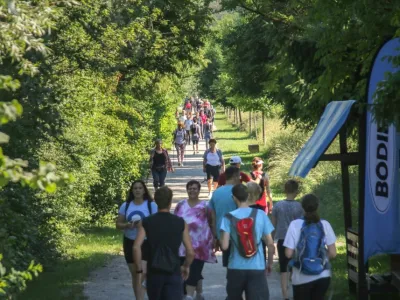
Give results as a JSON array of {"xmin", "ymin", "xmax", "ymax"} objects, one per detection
[
  {"xmin": 200, "ymin": 114, "xmax": 207, "ymax": 124},
  {"xmin": 217, "ymin": 171, "xmax": 251, "ymax": 186}
]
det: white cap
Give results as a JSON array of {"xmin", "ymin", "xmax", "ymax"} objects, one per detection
[
  {"xmin": 255, "ymin": 160, "xmax": 264, "ymax": 165},
  {"xmin": 229, "ymin": 156, "xmax": 243, "ymax": 165}
]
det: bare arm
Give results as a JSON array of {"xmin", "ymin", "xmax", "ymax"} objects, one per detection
[
  {"xmin": 133, "ymin": 225, "xmax": 146, "ymax": 269},
  {"xmin": 285, "ymin": 247, "xmax": 294, "ymax": 259},
  {"xmin": 116, "ymin": 214, "xmax": 133, "ymax": 230},
  {"xmin": 182, "ymin": 222, "xmax": 195, "ymax": 267},
  {"xmin": 263, "ymin": 234, "xmax": 275, "ymax": 270},
  {"xmin": 220, "ymin": 231, "xmax": 230, "ymax": 251},
  {"xmin": 209, "ymin": 208, "xmax": 217, "ymax": 238},
  {"xmin": 327, "ymin": 243, "xmax": 337, "ymax": 259}
]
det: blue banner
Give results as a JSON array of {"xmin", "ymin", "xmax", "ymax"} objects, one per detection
[{"xmin": 364, "ymin": 38, "xmax": 400, "ymax": 262}]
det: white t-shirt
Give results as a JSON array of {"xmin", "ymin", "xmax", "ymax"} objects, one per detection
[
  {"xmin": 206, "ymin": 151, "xmax": 221, "ymax": 166},
  {"xmin": 118, "ymin": 200, "xmax": 158, "ymax": 240},
  {"xmin": 185, "ymin": 119, "xmax": 193, "ymax": 130},
  {"xmin": 283, "ymin": 219, "xmax": 336, "ymax": 285}
]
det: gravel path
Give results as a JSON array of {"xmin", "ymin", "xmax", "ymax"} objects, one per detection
[{"xmin": 83, "ymin": 139, "xmax": 290, "ymax": 299}]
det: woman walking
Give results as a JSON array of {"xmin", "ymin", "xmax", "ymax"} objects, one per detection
[
  {"xmin": 149, "ymin": 139, "xmax": 174, "ymax": 190},
  {"xmin": 116, "ymin": 180, "xmax": 158, "ymax": 299},
  {"xmin": 250, "ymin": 157, "xmax": 273, "ymax": 214},
  {"xmin": 203, "ymin": 118, "xmax": 213, "ymax": 147},
  {"xmin": 191, "ymin": 117, "xmax": 201, "ymax": 154},
  {"xmin": 203, "ymin": 139, "xmax": 225, "ymax": 198},
  {"xmin": 174, "ymin": 121, "xmax": 187, "ymax": 167},
  {"xmin": 284, "ymin": 194, "xmax": 337, "ymax": 300},
  {"xmin": 174, "ymin": 180, "xmax": 217, "ymax": 300},
  {"xmin": 184, "ymin": 113, "xmax": 194, "ymax": 145}
]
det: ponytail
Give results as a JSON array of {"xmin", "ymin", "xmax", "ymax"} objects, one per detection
[{"xmin": 304, "ymin": 211, "xmax": 320, "ymax": 224}]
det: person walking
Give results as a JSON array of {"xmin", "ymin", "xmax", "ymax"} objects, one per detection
[
  {"xmin": 184, "ymin": 114, "xmax": 194, "ymax": 145},
  {"xmin": 284, "ymin": 194, "xmax": 337, "ymax": 300},
  {"xmin": 174, "ymin": 122, "xmax": 187, "ymax": 167},
  {"xmin": 116, "ymin": 180, "xmax": 158, "ymax": 299},
  {"xmin": 174, "ymin": 180, "xmax": 217, "ymax": 300},
  {"xmin": 250, "ymin": 157, "xmax": 273, "ymax": 214},
  {"xmin": 190, "ymin": 117, "xmax": 201, "ymax": 154},
  {"xmin": 220, "ymin": 184, "xmax": 275, "ymax": 299},
  {"xmin": 202, "ymin": 139, "xmax": 225, "ymax": 198},
  {"xmin": 218, "ymin": 156, "xmax": 251, "ymax": 187},
  {"xmin": 133, "ymin": 186, "xmax": 195, "ymax": 300},
  {"xmin": 208, "ymin": 166, "xmax": 241, "ymax": 268},
  {"xmin": 271, "ymin": 180, "xmax": 304, "ymax": 300},
  {"xmin": 149, "ymin": 139, "xmax": 174, "ymax": 190},
  {"xmin": 203, "ymin": 118, "xmax": 213, "ymax": 147},
  {"xmin": 199, "ymin": 110, "xmax": 207, "ymax": 140}
]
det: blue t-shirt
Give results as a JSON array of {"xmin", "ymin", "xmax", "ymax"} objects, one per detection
[
  {"xmin": 118, "ymin": 200, "xmax": 158, "ymax": 240},
  {"xmin": 220, "ymin": 207, "xmax": 274, "ymax": 270},
  {"xmin": 208, "ymin": 185, "xmax": 236, "ymax": 239}
]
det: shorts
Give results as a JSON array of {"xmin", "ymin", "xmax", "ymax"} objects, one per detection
[
  {"xmin": 277, "ymin": 239, "xmax": 290, "ymax": 272},
  {"xmin": 180, "ymin": 258, "xmax": 204, "ymax": 286},
  {"xmin": 192, "ymin": 140, "xmax": 198, "ymax": 145},
  {"xmin": 206, "ymin": 164, "xmax": 220, "ymax": 181},
  {"xmin": 226, "ymin": 269, "xmax": 269, "ymax": 299},
  {"xmin": 123, "ymin": 236, "xmax": 150, "ymax": 263}
]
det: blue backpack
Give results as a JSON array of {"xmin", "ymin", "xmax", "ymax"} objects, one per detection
[{"xmin": 289, "ymin": 220, "xmax": 329, "ymax": 275}]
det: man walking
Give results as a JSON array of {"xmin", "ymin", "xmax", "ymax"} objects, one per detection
[
  {"xmin": 217, "ymin": 156, "xmax": 251, "ymax": 187},
  {"xmin": 208, "ymin": 166, "xmax": 241, "ymax": 267},
  {"xmin": 220, "ymin": 184, "xmax": 275, "ymax": 299},
  {"xmin": 134, "ymin": 186, "xmax": 195, "ymax": 300}
]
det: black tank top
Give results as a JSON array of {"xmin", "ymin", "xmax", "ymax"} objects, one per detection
[
  {"xmin": 153, "ymin": 151, "xmax": 166, "ymax": 167},
  {"xmin": 142, "ymin": 212, "xmax": 184, "ymax": 275}
]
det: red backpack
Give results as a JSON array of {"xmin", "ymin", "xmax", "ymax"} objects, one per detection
[
  {"xmin": 225, "ymin": 209, "xmax": 259, "ymax": 257},
  {"xmin": 185, "ymin": 102, "xmax": 192, "ymax": 109}
]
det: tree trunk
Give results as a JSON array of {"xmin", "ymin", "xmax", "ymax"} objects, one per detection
[
  {"xmin": 249, "ymin": 110, "xmax": 252, "ymax": 134},
  {"xmin": 262, "ymin": 111, "xmax": 266, "ymax": 145},
  {"xmin": 254, "ymin": 112, "xmax": 258, "ymax": 140},
  {"xmin": 239, "ymin": 109, "xmax": 243, "ymax": 126}
]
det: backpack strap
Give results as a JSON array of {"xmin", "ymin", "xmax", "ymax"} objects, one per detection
[
  {"xmin": 147, "ymin": 200, "xmax": 152, "ymax": 215},
  {"xmin": 250, "ymin": 171, "xmax": 256, "ymax": 180},
  {"xmin": 217, "ymin": 149, "xmax": 224, "ymax": 165}
]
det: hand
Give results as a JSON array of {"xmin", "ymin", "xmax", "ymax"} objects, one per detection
[
  {"xmin": 126, "ymin": 222, "xmax": 135, "ymax": 229},
  {"xmin": 213, "ymin": 239, "xmax": 220, "ymax": 253},
  {"xmin": 133, "ymin": 220, "xmax": 141, "ymax": 228},
  {"xmin": 181, "ymin": 265, "xmax": 190, "ymax": 280}
]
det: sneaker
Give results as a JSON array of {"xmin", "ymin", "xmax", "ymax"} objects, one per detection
[
  {"xmin": 178, "ymin": 162, "xmax": 181, "ymax": 167},
  {"xmin": 181, "ymin": 163, "xmax": 184, "ymax": 167}
]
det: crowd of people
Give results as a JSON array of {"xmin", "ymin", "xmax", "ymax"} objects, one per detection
[{"xmin": 117, "ymin": 96, "xmax": 337, "ymax": 300}]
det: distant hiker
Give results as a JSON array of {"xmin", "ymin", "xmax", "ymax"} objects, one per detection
[
  {"xmin": 250, "ymin": 157, "xmax": 273, "ymax": 214},
  {"xmin": 134, "ymin": 186, "xmax": 195, "ymax": 300},
  {"xmin": 185, "ymin": 100, "xmax": 192, "ymax": 115},
  {"xmin": 174, "ymin": 180, "xmax": 217, "ymax": 300},
  {"xmin": 220, "ymin": 184, "xmax": 275, "ymax": 299},
  {"xmin": 199, "ymin": 110, "xmax": 207, "ymax": 139},
  {"xmin": 202, "ymin": 139, "xmax": 225, "ymax": 198},
  {"xmin": 203, "ymin": 118, "xmax": 213, "ymax": 147},
  {"xmin": 116, "ymin": 180, "xmax": 158, "ymax": 299},
  {"xmin": 284, "ymin": 194, "xmax": 337, "ymax": 300},
  {"xmin": 190, "ymin": 117, "xmax": 201, "ymax": 154},
  {"xmin": 218, "ymin": 156, "xmax": 251, "ymax": 187},
  {"xmin": 208, "ymin": 166, "xmax": 241, "ymax": 268},
  {"xmin": 191, "ymin": 97, "xmax": 197, "ymax": 113},
  {"xmin": 271, "ymin": 180, "xmax": 304, "ymax": 300},
  {"xmin": 149, "ymin": 139, "xmax": 174, "ymax": 190},
  {"xmin": 174, "ymin": 122, "xmax": 187, "ymax": 167},
  {"xmin": 196, "ymin": 98, "xmax": 202, "ymax": 113},
  {"xmin": 184, "ymin": 114, "xmax": 193, "ymax": 145}
]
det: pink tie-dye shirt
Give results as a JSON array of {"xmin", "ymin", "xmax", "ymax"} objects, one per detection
[{"xmin": 174, "ymin": 199, "xmax": 217, "ymax": 263}]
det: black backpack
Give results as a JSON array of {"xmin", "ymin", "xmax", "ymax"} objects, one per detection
[{"xmin": 191, "ymin": 123, "xmax": 198, "ymax": 134}]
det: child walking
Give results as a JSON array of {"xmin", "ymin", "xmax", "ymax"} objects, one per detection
[{"xmin": 271, "ymin": 180, "xmax": 304, "ymax": 300}]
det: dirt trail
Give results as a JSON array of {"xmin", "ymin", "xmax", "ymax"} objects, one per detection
[{"xmin": 83, "ymin": 138, "xmax": 289, "ymax": 299}]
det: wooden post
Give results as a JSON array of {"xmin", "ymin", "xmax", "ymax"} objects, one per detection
[
  {"xmin": 254, "ymin": 112, "xmax": 258, "ymax": 140},
  {"xmin": 357, "ymin": 99, "xmax": 368, "ymax": 300},
  {"xmin": 249, "ymin": 110, "xmax": 252, "ymax": 134},
  {"xmin": 239, "ymin": 109, "xmax": 243, "ymax": 126},
  {"xmin": 262, "ymin": 111, "xmax": 266, "ymax": 145}
]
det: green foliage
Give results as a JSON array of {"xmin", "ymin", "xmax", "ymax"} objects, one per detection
[
  {"xmin": 200, "ymin": 1, "xmax": 400, "ymax": 128},
  {"xmin": 0, "ymin": 0, "xmax": 212, "ymax": 297}
]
